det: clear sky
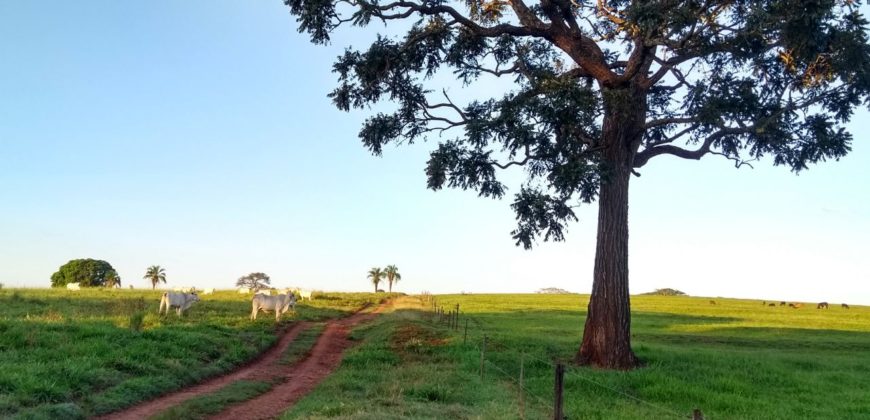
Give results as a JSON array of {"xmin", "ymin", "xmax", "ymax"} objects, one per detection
[{"xmin": 1, "ymin": 2, "xmax": 868, "ymax": 304}]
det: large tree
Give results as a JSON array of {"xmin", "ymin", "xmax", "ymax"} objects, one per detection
[
  {"xmin": 283, "ymin": 0, "xmax": 870, "ymax": 369},
  {"xmin": 50, "ymin": 259, "xmax": 118, "ymax": 288},
  {"xmin": 144, "ymin": 265, "xmax": 167, "ymax": 290},
  {"xmin": 237, "ymin": 272, "xmax": 272, "ymax": 291}
]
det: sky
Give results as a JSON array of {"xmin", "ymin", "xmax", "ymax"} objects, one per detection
[{"xmin": 1, "ymin": 2, "xmax": 868, "ymax": 304}]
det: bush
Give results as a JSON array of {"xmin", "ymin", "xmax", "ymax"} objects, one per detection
[{"xmin": 641, "ymin": 288, "xmax": 687, "ymax": 296}]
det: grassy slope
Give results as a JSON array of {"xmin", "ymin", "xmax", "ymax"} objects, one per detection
[
  {"xmin": 0, "ymin": 288, "xmax": 392, "ymax": 419},
  {"xmin": 284, "ymin": 295, "xmax": 870, "ymax": 420}
]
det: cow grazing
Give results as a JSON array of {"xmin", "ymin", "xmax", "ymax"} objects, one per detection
[
  {"xmin": 709, "ymin": 300, "xmax": 716, "ymax": 305},
  {"xmin": 159, "ymin": 292, "xmax": 200, "ymax": 316},
  {"xmin": 788, "ymin": 303, "xmax": 803, "ymax": 309},
  {"xmin": 780, "ymin": 301, "xmax": 787, "ymax": 306},
  {"xmin": 768, "ymin": 303, "xmax": 776, "ymax": 307},
  {"xmin": 66, "ymin": 282, "xmax": 81, "ymax": 291},
  {"xmin": 842, "ymin": 303, "xmax": 850, "ymax": 309},
  {"xmin": 250, "ymin": 293, "xmax": 296, "ymax": 321},
  {"xmin": 817, "ymin": 302, "xmax": 829, "ymax": 309}
]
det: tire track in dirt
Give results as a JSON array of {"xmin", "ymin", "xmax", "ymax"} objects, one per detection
[
  {"xmin": 95, "ymin": 301, "xmax": 388, "ymax": 420},
  {"xmin": 96, "ymin": 322, "xmax": 311, "ymax": 420},
  {"xmin": 208, "ymin": 302, "xmax": 390, "ymax": 420}
]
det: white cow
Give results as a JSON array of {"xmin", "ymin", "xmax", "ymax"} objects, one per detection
[
  {"xmin": 250, "ymin": 293, "xmax": 296, "ymax": 321},
  {"xmin": 159, "ymin": 292, "xmax": 200, "ymax": 316},
  {"xmin": 202, "ymin": 288, "xmax": 215, "ymax": 295},
  {"xmin": 66, "ymin": 282, "xmax": 81, "ymax": 291},
  {"xmin": 238, "ymin": 287, "xmax": 250, "ymax": 294},
  {"xmin": 295, "ymin": 289, "xmax": 314, "ymax": 301}
]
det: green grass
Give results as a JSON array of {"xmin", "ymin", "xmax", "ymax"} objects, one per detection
[
  {"xmin": 282, "ymin": 295, "xmax": 870, "ymax": 419},
  {"xmin": 0, "ymin": 288, "xmax": 393, "ymax": 419},
  {"xmin": 280, "ymin": 298, "xmax": 546, "ymax": 419},
  {"xmin": 282, "ymin": 323, "xmax": 327, "ymax": 365},
  {"xmin": 149, "ymin": 380, "xmax": 273, "ymax": 420}
]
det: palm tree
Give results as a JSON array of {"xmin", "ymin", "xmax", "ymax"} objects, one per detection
[
  {"xmin": 106, "ymin": 270, "xmax": 122, "ymax": 288},
  {"xmin": 384, "ymin": 265, "xmax": 401, "ymax": 293},
  {"xmin": 144, "ymin": 265, "xmax": 166, "ymax": 290},
  {"xmin": 367, "ymin": 267, "xmax": 385, "ymax": 293}
]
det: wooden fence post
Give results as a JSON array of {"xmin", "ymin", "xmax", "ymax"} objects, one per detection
[
  {"xmin": 519, "ymin": 354, "xmax": 525, "ymax": 420},
  {"xmin": 454, "ymin": 304, "xmax": 459, "ymax": 330},
  {"xmin": 553, "ymin": 363, "xmax": 565, "ymax": 420},
  {"xmin": 463, "ymin": 319, "xmax": 468, "ymax": 344},
  {"xmin": 480, "ymin": 335, "xmax": 487, "ymax": 379}
]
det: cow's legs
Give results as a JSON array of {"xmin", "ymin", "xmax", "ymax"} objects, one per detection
[{"xmin": 251, "ymin": 305, "xmax": 258, "ymax": 320}]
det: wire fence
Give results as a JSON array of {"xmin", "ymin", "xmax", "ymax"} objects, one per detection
[{"xmin": 419, "ymin": 294, "xmax": 704, "ymax": 420}]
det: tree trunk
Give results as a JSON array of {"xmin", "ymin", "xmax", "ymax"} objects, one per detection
[
  {"xmin": 576, "ymin": 86, "xmax": 645, "ymax": 370},
  {"xmin": 389, "ymin": 281, "xmax": 393, "ymax": 293}
]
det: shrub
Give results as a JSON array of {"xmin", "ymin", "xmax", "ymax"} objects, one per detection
[{"xmin": 642, "ymin": 288, "xmax": 687, "ymax": 296}]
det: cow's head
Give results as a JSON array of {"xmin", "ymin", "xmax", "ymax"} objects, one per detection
[{"xmin": 189, "ymin": 292, "xmax": 200, "ymax": 302}]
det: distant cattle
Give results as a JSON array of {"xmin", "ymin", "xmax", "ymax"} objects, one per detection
[
  {"xmin": 762, "ymin": 301, "xmax": 766, "ymax": 306},
  {"xmin": 842, "ymin": 303, "xmax": 850, "ymax": 309},
  {"xmin": 66, "ymin": 282, "xmax": 81, "ymax": 291},
  {"xmin": 817, "ymin": 302, "xmax": 829, "ymax": 309},
  {"xmin": 250, "ymin": 293, "xmax": 296, "ymax": 321},
  {"xmin": 709, "ymin": 300, "xmax": 716, "ymax": 305},
  {"xmin": 129, "ymin": 285, "xmax": 134, "ymax": 289},
  {"xmin": 296, "ymin": 289, "xmax": 314, "ymax": 301},
  {"xmin": 202, "ymin": 288, "xmax": 215, "ymax": 295},
  {"xmin": 789, "ymin": 303, "xmax": 803, "ymax": 309},
  {"xmin": 768, "ymin": 303, "xmax": 776, "ymax": 307},
  {"xmin": 780, "ymin": 301, "xmax": 787, "ymax": 306},
  {"xmin": 159, "ymin": 292, "xmax": 200, "ymax": 316},
  {"xmin": 238, "ymin": 287, "xmax": 250, "ymax": 294}
]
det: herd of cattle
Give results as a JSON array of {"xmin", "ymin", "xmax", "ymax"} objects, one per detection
[
  {"xmin": 760, "ymin": 300, "xmax": 850, "ymax": 309},
  {"xmin": 159, "ymin": 287, "xmax": 312, "ymax": 320},
  {"xmin": 64, "ymin": 283, "xmax": 314, "ymax": 320}
]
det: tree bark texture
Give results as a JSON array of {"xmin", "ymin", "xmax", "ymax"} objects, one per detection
[{"xmin": 576, "ymin": 86, "xmax": 645, "ymax": 369}]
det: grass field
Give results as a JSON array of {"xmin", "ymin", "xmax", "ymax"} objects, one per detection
[
  {"xmin": 282, "ymin": 294, "xmax": 870, "ymax": 419},
  {"xmin": 0, "ymin": 288, "xmax": 392, "ymax": 419}
]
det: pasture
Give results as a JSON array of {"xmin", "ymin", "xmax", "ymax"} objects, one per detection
[
  {"xmin": 282, "ymin": 294, "xmax": 870, "ymax": 419},
  {"xmin": 0, "ymin": 288, "xmax": 390, "ymax": 419}
]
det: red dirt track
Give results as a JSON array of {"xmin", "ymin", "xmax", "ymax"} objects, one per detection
[{"xmin": 97, "ymin": 301, "xmax": 389, "ymax": 420}]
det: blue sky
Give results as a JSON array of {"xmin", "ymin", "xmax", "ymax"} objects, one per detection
[{"xmin": 1, "ymin": 2, "xmax": 868, "ymax": 304}]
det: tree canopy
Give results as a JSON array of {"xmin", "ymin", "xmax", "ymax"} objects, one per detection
[
  {"xmin": 144, "ymin": 265, "xmax": 167, "ymax": 290},
  {"xmin": 50, "ymin": 259, "xmax": 118, "ymax": 288},
  {"xmin": 283, "ymin": 0, "xmax": 870, "ymax": 369},
  {"xmin": 237, "ymin": 272, "xmax": 272, "ymax": 291}
]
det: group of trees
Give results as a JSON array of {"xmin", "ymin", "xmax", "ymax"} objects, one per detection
[
  {"xmin": 51, "ymin": 259, "xmax": 168, "ymax": 290},
  {"xmin": 50, "ymin": 259, "xmax": 121, "ymax": 288},
  {"xmin": 282, "ymin": 0, "xmax": 870, "ymax": 369},
  {"xmin": 367, "ymin": 265, "xmax": 401, "ymax": 292}
]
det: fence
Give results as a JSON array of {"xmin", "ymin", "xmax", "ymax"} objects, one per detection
[{"xmin": 420, "ymin": 294, "xmax": 706, "ymax": 420}]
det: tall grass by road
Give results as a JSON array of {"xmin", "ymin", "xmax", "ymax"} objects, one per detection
[{"xmin": 0, "ymin": 288, "xmax": 392, "ymax": 419}]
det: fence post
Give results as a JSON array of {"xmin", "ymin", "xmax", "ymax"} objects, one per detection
[
  {"xmin": 480, "ymin": 335, "xmax": 487, "ymax": 379},
  {"xmin": 553, "ymin": 363, "xmax": 565, "ymax": 420},
  {"xmin": 454, "ymin": 304, "xmax": 459, "ymax": 330},
  {"xmin": 463, "ymin": 319, "xmax": 468, "ymax": 344},
  {"xmin": 519, "ymin": 354, "xmax": 525, "ymax": 420}
]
